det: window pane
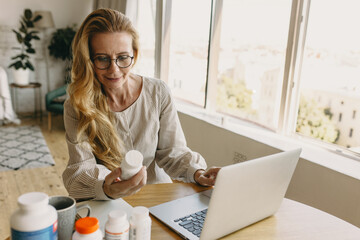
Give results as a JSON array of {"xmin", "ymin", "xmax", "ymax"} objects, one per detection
[
  {"xmin": 168, "ymin": 0, "xmax": 212, "ymax": 106},
  {"xmin": 296, "ymin": 0, "xmax": 360, "ymax": 152},
  {"xmin": 133, "ymin": 0, "xmax": 156, "ymax": 77},
  {"xmin": 214, "ymin": 0, "xmax": 292, "ymax": 129}
]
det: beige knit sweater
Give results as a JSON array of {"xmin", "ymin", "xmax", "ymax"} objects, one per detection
[{"xmin": 62, "ymin": 76, "xmax": 207, "ymax": 200}]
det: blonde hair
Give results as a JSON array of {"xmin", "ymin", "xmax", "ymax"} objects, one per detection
[{"xmin": 68, "ymin": 8, "xmax": 140, "ymax": 170}]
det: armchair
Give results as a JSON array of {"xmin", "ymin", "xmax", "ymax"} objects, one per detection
[{"xmin": 45, "ymin": 85, "xmax": 67, "ymax": 130}]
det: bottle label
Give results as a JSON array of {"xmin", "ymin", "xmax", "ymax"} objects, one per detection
[
  {"xmin": 105, "ymin": 228, "xmax": 129, "ymax": 240},
  {"xmin": 129, "ymin": 224, "xmax": 151, "ymax": 240},
  {"xmin": 11, "ymin": 222, "xmax": 58, "ymax": 240}
]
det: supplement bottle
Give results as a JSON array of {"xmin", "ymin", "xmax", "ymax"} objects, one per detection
[
  {"xmin": 72, "ymin": 217, "xmax": 103, "ymax": 240},
  {"xmin": 10, "ymin": 192, "xmax": 58, "ymax": 240},
  {"xmin": 129, "ymin": 206, "xmax": 151, "ymax": 240},
  {"xmin": 120, "ymin": 150, "xmax": 143, "ymax": 180},
  {"xmin": 105, "ymin": 209, "xmax": 130, "ymax": 240}
]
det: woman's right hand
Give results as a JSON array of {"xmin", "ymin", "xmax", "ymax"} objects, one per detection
[{"xmin": 103, "ymin": 166, "xmax": 147, "ymax": 199}]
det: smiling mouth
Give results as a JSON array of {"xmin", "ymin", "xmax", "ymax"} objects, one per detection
[{"xmin": 106, "ymin": 76, "xmax": 122, "ymax": 81}]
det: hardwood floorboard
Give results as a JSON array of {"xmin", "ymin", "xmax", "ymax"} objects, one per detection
[{"xmin": 0, "ymin": 114, "xmax": 68, "ymax": 239}]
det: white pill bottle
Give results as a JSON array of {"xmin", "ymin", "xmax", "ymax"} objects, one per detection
[
  {"xmin": 120, "ymin": 150, "xmax": 143, "ymax": 180},
  {"xmin": 129, "ymin": 206, "xmax": 151, "ymax": 240},
  {"xmin": 105, "ymin": 209, "xmax": 130, "ymax": 240},
  {"xmin": 10, "ymin": 192, "xmax": 58, "ymax": 240}
]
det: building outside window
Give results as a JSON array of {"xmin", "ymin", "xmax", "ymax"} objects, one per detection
[
  {"xmin": 212, "ymin": 0, "xmax": 292, "ymax": 130},
  {"xmin": 295, "ymin": 0, "xmax": 360, "ymax": 151}
]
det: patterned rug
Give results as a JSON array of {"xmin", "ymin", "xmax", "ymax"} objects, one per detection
[{"xmin": 0, "ymin": 125, "xmax": 55, "ymax": 171}]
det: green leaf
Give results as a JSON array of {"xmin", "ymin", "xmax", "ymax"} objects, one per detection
[
  {"xmin": 8, "ymin": 63, "xmax": 16, "ymax": 69},
  {"xmin": 12, "ymin": 30, "xmax": 23, "ymax": 43},
  {"xmin": 26, "ymin": 48, "xmax": 35, "ymax": 54},
  {"xmin": 33, "ymin": 15, "xmax": 42, "ymax": 22},
  {"xmin": 24, "ymin": 34, "xmax": 32, "ymax": 42},
  {"xmin": 21, "ymin": 16, "xmax": 30, "ymax": 28},
  {"xmin": 11, "ymin": 54, "xmax": 24, "ymax": 60},
  {"xmin": 12, "ymin": 29, "xmax": 20, "ymax": 35},
  {"xmin": 28, "ymin": 30, "xmax": 39, "ymax": 35},
  {"xmin": 25, "ymin": 61, "xmax": 34, "ymax": 71},
  {"xmin": 15, "ymin": 61, "xmax": 23, "ymax": 69},
  {"xmin": 19, "ymin": 23, "xmax": 26, "ymax": 33},
  {"xmin": 11, "ymin": 54, "xmax": 28, "ymax": 60},
  {"xmin": 24, "ymin": 41, "xmax": 32, "ymax": 48},
  {"xmin": 24, "ymin": 9, "xmax": 32, "ymax": 20}
]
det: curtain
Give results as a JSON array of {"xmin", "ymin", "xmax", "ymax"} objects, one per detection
[
  {"xmin": 93, "ymin": 0, "xmax": 138, "ymax": 25},
  {"xmin": 0, "ymin": 67, "xmax": 20, "ymax": 125},
  {"xmin": 93, "ymin": 0, "xmax": 127, "ymax": 13}
]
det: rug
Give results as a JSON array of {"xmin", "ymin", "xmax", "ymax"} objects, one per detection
[{"xmin": 0, "ymin": 125, "xmax": 55, "ymax": 171}]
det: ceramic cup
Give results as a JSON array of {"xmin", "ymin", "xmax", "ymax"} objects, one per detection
[{"xmin": 49, "ymin": 195, "xmax": 91, "ymax": 240}]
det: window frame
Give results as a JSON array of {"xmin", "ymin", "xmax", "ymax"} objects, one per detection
[{"xmin": 152, "ymin": 0, "xmax": 360, "ymax": 161}]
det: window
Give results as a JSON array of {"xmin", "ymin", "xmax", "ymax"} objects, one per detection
[
  {"xmin": 145, "ymin": 0, "xmax": 360, "ymax": 158},
  {"xmin": 350, "ymin": 128, "xmax": 353, "ymax": 138},
  {"xmin": 212, "ymin": 0, "xmax": 292, "ymax": 130},
  {"xmin": 133, "ymin": 0, "xmax": 156, "ymax": 77},
  {"xmin": 166, "ymin": 0, "xmax": 212, "ymax": 106},
  {"xmin": 295, "ymin": 0, "xmax": 360, "ymax": 150}
]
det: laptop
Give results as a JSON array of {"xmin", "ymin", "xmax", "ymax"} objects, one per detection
[{"xmin": 149, "ymin": 148, "xmax": 301, "ymax": 240}]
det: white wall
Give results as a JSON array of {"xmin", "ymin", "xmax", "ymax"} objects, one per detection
[
  {"xmin": 0, "ymin": 0, "xmax": 93, "ymax": 28},
  {"xmin": 0, "ymin": 0, "xmax": 93, "ymax": 112},
  {"xmin": 178, "ymin": 111, "xmax": 360, "ymax": 228}
]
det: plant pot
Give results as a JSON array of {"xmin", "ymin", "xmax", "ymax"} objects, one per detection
[{"xmin": 12, "ymin": 68, "xmax": 30, "ymax": 85}]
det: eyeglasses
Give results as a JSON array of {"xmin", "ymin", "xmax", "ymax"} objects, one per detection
[{"xmin": 92, "ymin": 55, "xmax": 134, "ymax": 70}]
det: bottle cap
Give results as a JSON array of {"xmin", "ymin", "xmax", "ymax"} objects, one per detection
[
  {"xmin": 75, "ymin": 217, "xmax": 99, "ymax": 234},
  {"xmin": 124, "ymin": 150, "xmax": 143, "ymax": 169},
  {"xmin": 121, "ymin": 150, "xmax": 144, "ymax": 180},
  {"xmin": 132, "ymin": 206, "xmax": 149, "ymax": 221},
  {"xmin": 18, "ymin": 192, "xmax": 48, "ymax": 210},
  {"xmin": 108, "ymin": 209, "xmax": 128, "ymax": 224}
]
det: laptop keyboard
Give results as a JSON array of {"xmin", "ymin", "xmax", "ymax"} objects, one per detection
[{"xmin": 174, "ymin": 208, "xmax": 208, "ymax": 237}]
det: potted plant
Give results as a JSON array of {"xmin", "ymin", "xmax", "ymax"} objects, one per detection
[
  {"xmin": 48, "ymin": 25, "xmax": 77, "ymax": 83},
  {"xmin": 8, "ymin": 9, "xmax": 42, "ymax": 85}
]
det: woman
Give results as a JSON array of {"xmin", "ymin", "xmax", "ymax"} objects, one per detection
[{"xmin": 62, "ymin": 8, "xmax": 220, "ymax": 200}]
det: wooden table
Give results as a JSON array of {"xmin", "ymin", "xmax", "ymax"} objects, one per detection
[
  {"xmin": 123, "ymin": 183, "xmax": 360, "ymax": 240},
  {"xmin": 5, "ymin": 182, "xmax": 360, "ymax": 240}
]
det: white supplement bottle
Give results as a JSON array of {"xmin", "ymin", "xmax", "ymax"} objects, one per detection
[
  {"xmin": 72, "ymin": 217, "xmax": 103, "ymax": 240},
  {"xmin": 129, "ymin": 206, "xmax": 151, "ymax": 240},
  {"xmin": 105, "ymin": 209, "xmax": 130, "ymax": 240},
  {"xmin": 10, "ymin": 192, "xmax": 58, "ymax": 240},
  {"xmin": 120, "ymin": 150, "xmax": 143, "ymax": 180}
]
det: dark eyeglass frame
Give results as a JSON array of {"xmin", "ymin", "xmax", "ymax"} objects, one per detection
[{"xmin": 92, "ymin": 55, "xmax": 134, "ymax": 70}]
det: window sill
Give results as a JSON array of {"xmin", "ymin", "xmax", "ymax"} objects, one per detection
[{"xmin": 175, "ymin": 100, "xmax": 360, "ymax": 181}]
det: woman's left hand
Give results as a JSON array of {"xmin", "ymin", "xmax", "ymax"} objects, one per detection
[{"xmin": 194, "ymin": 167, "xmax": 221, "ymax": 186}]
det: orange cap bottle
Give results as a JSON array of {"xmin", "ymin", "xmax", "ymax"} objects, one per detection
[{"xmin": 72, "ymin": 217, "xmax": 103, "ymax": 240}]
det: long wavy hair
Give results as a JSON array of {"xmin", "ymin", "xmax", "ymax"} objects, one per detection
[{"xmin": 68, "ymin": 8, "xmax": 139, "ymax": 170}]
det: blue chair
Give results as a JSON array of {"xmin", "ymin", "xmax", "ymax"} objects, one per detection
[{"xmin": 45, "ymin": 85, "xmax": 67, "ymax": 131}]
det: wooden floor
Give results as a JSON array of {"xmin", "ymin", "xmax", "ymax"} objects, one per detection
[{"xmin": 0, "ymin": 114, "xmax": 69, "ymax": 239}]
